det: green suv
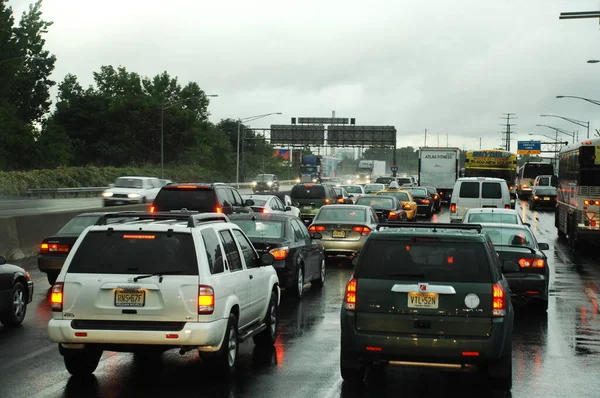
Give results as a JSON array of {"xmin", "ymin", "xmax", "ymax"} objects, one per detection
[
  {"xmin": 290, "ymin": 183, "xmax": 338, "ymax": 225},
  {"xmin": 340, "ymin": 222, "xmax": 515, "ymax": 390}
]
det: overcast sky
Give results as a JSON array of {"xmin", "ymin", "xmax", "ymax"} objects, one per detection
[{"xmin": 8, "ymin": 0, "xmax": 600, "ymax": 153}]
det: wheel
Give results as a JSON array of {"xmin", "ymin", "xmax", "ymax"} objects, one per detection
[
  {"xmin": 254, "ymin": 292, "xmax": 278, "ymax": 346},
  {"xmin": 340, "ymin": 352, "xmax": 366, "ymax": 384},
  {"xmin": 47, "ymin": 273, "xmax": 58, "ymax": 285},
  {"xmin": 0, "ymin": 282, "xmax": 27, "ymax": 327},
  {"xmin": 62, "ymin": 346, "xmax": 103, "ymax": 376},
  {"xmin": 312, "ymin": 258, "xmax": 326, "ymax": 287},
  {"xmin": 487, "ymin": 340, "xmax": 512, "ymax": 390},
  {"xmin": 216, "ymin": 313, "xmax": 239, "ymax": 375},
  {"xmin": 291, "ymin": 262, "xmax": 304, "ymax": 299}
]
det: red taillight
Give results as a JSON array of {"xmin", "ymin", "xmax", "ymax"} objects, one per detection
[
  {"xmin": 534, "ymin": 196, "xmax": 539, "ymax": 201},
  {"xmin": 492, "ymin": 283, "xmax": 506, "ymax": 317},
  {"xmin": 505, "ymin": 205, "xmax": 510, "ymax": 209},
  {"xmin": 352, "ymin": 226, "xmax": 371, "ymax": 236},
  {"xmin": 75, "ymin": 332, "xmax": 87, "ymax": 337},
  {"xmin": 40, "ymin": 243, "xmax": 49, "ymax": 253},
  {"xmin": 51, "ymin": 282, "xmax": 64, "ymax": 312},
  {"xmin": 149, "ymin": 206, "xmax": 155, "ymax": 213},
  {"xmin": 433, "ymin": 194, "xmax": 439, "ymax": 200},
  {"xmin": 462, "ymin": 351, "xmax": 480, "ymax": 357},
  {"xmin": 41, "ymin": 243, "xmax": 69, "ymax": 253},
  {"xmin": 324, "ymin": 199, "xmax": 331, "ymax": 204},
  {"xmin": 344, "ymin": 278, "xmax": 357, "ymax": 311},
  {"xmin": 422, "ymin": 199, "xmax": 430, "ymax": 204},
  {"xmin": 337, "ymin": 198, "xmax": 345, "ymax": 203},
  {"xmin": 403, "ymin": 204, "xmax": 411, "ymax": 210},
  {"xmin": 365, "ymin": 346, "xmax": 382, "ymax": 352},
  {"xmin": 308, "ymin": 225, "xmax": 326, "ymax": 232},
  {"xmin": 216, "ymin": 207, "xmax": 222, "ymax": 213},
  {"xmin": 388, "ymin": 211, "xmax": 398, "ymax": 220},
  {"xmin": 450, "ymin": 203, "xmax": 456, "ymax": 213},
  {"xmin": 269, "ymin": 247, "xmax": 289, "ymax": 260},
  {"xmin": 198, "ymin": 285, "xmax": 214, "ymax": 314},
  {"xmin": 262, "ymin": 208, "xmax": 269, "ymax": 213},
  {"xmin": 518, "ymin": 258, "xmax": 545, "ymax": 268}
]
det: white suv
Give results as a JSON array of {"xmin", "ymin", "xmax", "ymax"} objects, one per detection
[{"xmin": 48, "ymin": 212, "xmax": 280, "ymax": 376}]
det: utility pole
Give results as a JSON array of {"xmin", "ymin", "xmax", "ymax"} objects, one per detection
[
  {"xmin": 499, "ymin": 113, "xmax": 517, "ymax": 152},
  {"xmin": 424, "ymin": 129, "xmax": 428, "ymax": 146}
]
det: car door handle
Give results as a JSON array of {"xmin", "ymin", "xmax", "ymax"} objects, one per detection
[{"xmin": 249, "ymin": 275, "xmax": 253, "ymax": 279}]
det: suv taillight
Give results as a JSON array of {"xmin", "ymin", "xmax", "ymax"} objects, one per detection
[
  {"xmin": 343, "ymin": 277, "xmax": 357, "ymax": 311},
  {"xmin": 51, "ymin": 282, "xmax": 64, "ymax": 312},
  {"xmin": 518, "ymin": 258, "xmax": 545, "ymax": 268},
  {"xmin": 450, "ymin": 203, "xmax": 456, "ymax": 213},
  {"xmin": 492, "ymin": 283, "xmax": 506, "ymax": 317},
  {"xmin": 352, "ymin": 226, "xmax": 371, "ymax": 236},
  {"xmin": 308, "ymin": 225, "xmax": 326, "ymax": 232},
  {"xmin": 198, "ymin": 285, "xmax": 215, "ymax": 315}
]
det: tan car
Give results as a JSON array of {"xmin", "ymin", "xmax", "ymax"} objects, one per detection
[
  {"xmin": 374, "ymin": 189, "xmax": 418, "ymax": 221},
  {"xmin": 308, "ymin": 204, "xmax": 379, "ymax": 260}
]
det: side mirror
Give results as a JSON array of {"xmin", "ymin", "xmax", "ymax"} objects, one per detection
[
  {"xmin": 351, "ymin": 257, "xmax": 359, "ymax": 267},
  {"xmin": 502, "ymin": 260, "xmax": 520, "ymax": 273},
  {"xmin": 523, "ymin": 222, "xmax": 530, "ymax": 227},
  {"xmin": 285, "ymin": 206, "xmax": 292, "ymax": 212},
  {"xmin": 311, "ymin": 232, "xmax": 322, "ymax": 240},
  {"xmin": 259, "ymin": 253, "xmax": 275, "ymax": 266},
  {"xmin": 244, "ymin": 199, "xmax": 255, "ymax": 206},
  {"xmin": 538, "ymin": 243, "xmax": 550, "ymax": 250},
  {"xmin": 0, "ymin": 255, "xmax": 6, "ymax": 265}
]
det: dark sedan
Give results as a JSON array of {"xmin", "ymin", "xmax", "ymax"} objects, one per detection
[
  {"xmin": 0, "ymin": 256, "xmax": 33, "ymax": 327},
  {"xmin": 404, "ymin": 187, "xmax": 434, "ymax": 217},
  {"xmin": 38, "ymin": 212, "xmax": 132, "ymax": 284},
  {"xmin": 354, "ymin": 195, "xmax": 407, "ymax": 222},
  {"xmin": 529, "ymin": 186, "xmax": 558, "ymax": 210},
  {"xmin": 229, "ymin": 213, "xmax": 325, "ymax": 299},
  {"xmin": 480, "ymin": 223, "xmax": 550, "ymax": 312},
  {"xmin": 423, "ymin": 186, "xmax": 441, "ymax": 213}
]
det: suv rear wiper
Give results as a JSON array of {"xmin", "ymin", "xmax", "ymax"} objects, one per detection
[
  {"xmin": 387, "ymin": 273, "xmax": 425, "ymax": 278},
  {"xmin": 133, "ymin": 270, "xmax": 184, "ymax": 283}
]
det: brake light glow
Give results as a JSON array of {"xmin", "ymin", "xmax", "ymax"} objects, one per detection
[
  {"xmin": 41, "ymin": 243, "xmax": 69, "ymax": 253},
  {"xmin": 51, "ymin": 282, "xmax": 64, "ymax": 312},
  {"xmin": 123, "ymin": 234, "xmax": 155, "ymax": 239},
  {"xmin": 403, "ymin": 204, "xmax": 411, "ymax": 210},
  {"xmin": 324, "ymin": 199, "xmax": 331, "ymax": 204},
  {"xmin": 343, "ymin": 278, "xmax": 357, "ymax": 311},
  {"xmin": 175, "ymin": 185, "xmax": 198, "ymax": 189},
  {"xmin": 433, "ymin": 194, "xmax": 439, "ymax": 200},
  {"xmin": 450, "ymin": 203, "xmax": 456, "ymax": 213},
  {"xmin": 534, "ymin": 196, "xmax": 540, "ymax": 201},
  {"xmin": 388, "ymin": 211, "xmax": 398, "ymax": 220},
  {"xmin": 366, "ymin": 346, "xmax": 382, "ymax": 352},
  {"xmin": 518, "ymin": 258, "xmax": 545, "ymax": 268},
  {"xmin": 584, "ymin": 199, "xmax": 600, "ymax": 205},
  {"xmin": 216, "ymin": 207, "xmax": 222, "ymax": 213},
  {"xmin": 269, "ymin": 247, "xmax": 289, "ymax": 260},
  {"xmin": 40, "ymin": 243, "xmax": 48, "ymax": 253},
  {"xmin": 308, "ymin": 225, "xmax": 326, "ymax": 232},
  {"xmin": 75, "ymin": 332, "xmax": 87, "ymax": 337},
  {"xmin": 262, "ymin": 208, "xmax": 269, "ymax": 213},
  {"xmin": 522, "ymin": 184, "xmax": 528, "ymax": 188},
  {"xmin": 149, "ymin": 206, "xmax": 155, "ymax": 213},
  {"xmin": 462, "ymin": 351, "xmax": 480, "ymax": 357},
  {"xmin": 352, "ymin": 226, "xmax": 371, "ymax": 236},
  {"xmin": 422, "ymin": 199, "xmax": 430, "ymax": 204},
  {"xmin": 492, "ymin": 283, "xmax": 506, "ymax": 317},
  {"xmin": 505, "ymin": 205, "xmax": 510, "ymax": 209},
  {"xmin": 166, "ymin": 334, "xmax": 179, "ymax": 339},
  {"xmin": 198, "ymin": 285, "xmax": 214, "ymax": 315}
]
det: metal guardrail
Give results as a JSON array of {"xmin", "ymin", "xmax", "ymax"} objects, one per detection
[{"xmin": 25, "ymin": 180, "xmax": 298, "ymax": 198}]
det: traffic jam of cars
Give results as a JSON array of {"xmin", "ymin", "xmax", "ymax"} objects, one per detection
[{"xmin": 6, "ymin": 147, "xmax": 598, "ymax": 395}]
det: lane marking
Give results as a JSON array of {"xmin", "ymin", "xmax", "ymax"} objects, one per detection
[{"xmin": 0, "ymin": 344, "xmax": 56, "ymax": 372}]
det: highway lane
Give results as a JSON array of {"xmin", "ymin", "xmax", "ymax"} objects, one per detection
[
  {"xmin": 2, "ymin": 200, "xmax": 600, "ymax": 397},
  {"xmin": 0, "ymin": 185, "xmax": 295, "ymax": 217}
]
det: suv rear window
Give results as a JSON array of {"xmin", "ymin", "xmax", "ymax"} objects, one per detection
[
  {"xmin": 459, "ymin": 182, "xmax": 479, "ymax": 198},
  {"xmin": 356, "ymin": 239, "xmax": 492, "ymax": 283},
  {"xmin": 291, "ymin": 185, "xmax": 326, "ymax": 199},
  {"xmin": 153, "ymin": 187, "xmax": 216, "ymax": 212},
  {"xmin": 482, "ymin": 182, "xmax": 502, "ymax": 199},
  {"xmin": 68, "ymin": 231, "xmax": 198, "ymax": 275}
]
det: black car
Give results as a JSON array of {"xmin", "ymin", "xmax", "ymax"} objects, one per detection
[
  {"xmin": 404, "ymin": 187, "xmax": 434, "ymax": 217},
  {"xmin": 423, "ymin": 186, "xmax": 441, "ymax": 213},
  {"xmin": 38, "ymin": 212, "xmax": 133, "ymax": 285},
  {"xmin": 252, "ymin": 174, "xmax": 279, "ymax": 193},
  {"xmin": 229, "ymin": 213, "xmax": 325, "ymax": 299},
  {"xmin": 480, "ymin": 223, "xmax": 550, "ymax": 311},
  {"xmin": 150, "ymin": 183, "xmax": 254, "ymax": 214},
  {"xmin": 0, "ymin": 256, "xmax": 33, "ymax": 327},
  {"xmin": 354, "ymin": 195, "xmax": 407, "ymax": 222},
  {"xmin": 529, "ymin": 187, "xmax": 557, "ymax": 210}
]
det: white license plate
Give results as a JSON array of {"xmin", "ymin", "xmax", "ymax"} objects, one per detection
[
  {"xmin": 407, "ymin": 292, "xmax": 439, "ymax": 309},
  {"xmin": 302, "ymin": 206, "xmax": 312, "ymax": 210},
  {"xmin": 332, "ymin": 230, "xmax": 346, "ymax": 238},
  {"xmin": 115, "ymin": 201, "xmax": 124, "ymax": 205},
  {"xmin": 115, "ymin": 290, "xmax": 145, "ymax": 307},
  {"xmin": 544, "ymin": 197, "xmax": 550, "ymax": 200}
]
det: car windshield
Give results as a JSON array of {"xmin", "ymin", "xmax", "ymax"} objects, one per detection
[
  {"xmin": 315, "ymin": 207, "xmax": 367, "ymax": 222},
  {"xmin": 230, "ymin": 220, "xmax": 284, "ymax": 239},
  {"xmin": 356, "ymin": 197, "xmax": 395, "ymax": 210},
  {"xmin": 407, "ymin": 188, "xmax": 428, "ymax": 196},
  {"xmin": 254, "ymin": 174, "xmax": 273, "ymax": 182},
  {"xmin": 333, "ymin": 187, "xmax": 344, "ymax": 195},
  {"xmin": 535, "ymin": 188, "xmax": 557, "ymax": 195},
  {"xmin": 57, "ymin": 216, "xmax": 101, "ymax": 235},
  {"xmin": 365, "ymin": 184, "xmax": 385, "ymax": 192},
  {"xmin": 342, "ymin": 185, "xmax": 362, "ymax": 194},
  {"xmin": 377, "ymin": 191, "xmax": 409, "ymax": 201},
  {"xmin": 397, "ymin": 178, "xmax": 412, "ymax": 184},
  {"xmin": 114, "ymin": 178, "xmax": 143, "ymax": 189},
  {"xmin": 290, "ymin": 185, "xmax": 325, "ymax": 199},
  {"xmin": 249, "ymin": 199, "xmax": 267, "ymax": 206},
  {"xmin": 466, "ymin": 213, "xmax": 519, "ymax": 224},
  {"xmin": 482, "ymin": 227, "xmax": 536, "ymax": 249}
]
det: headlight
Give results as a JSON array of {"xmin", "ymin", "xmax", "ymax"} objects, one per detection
[
  {"xmin": 356, "ymin": 175, "xmax": 359, "ymax": 178},
  {"xmin": 102, "ymin": 192, "xmax": 113, "ymax": 197},
  {"xmin": 128, "ymin": 193, "xmax": 140, "ymax": 198},
  {"xmin": 312, "ymin": 179, "xmax": 318, "ymax": 183},
  {"xmin": 295, "ymin": 178, "xmax": 300, "ymax": 183},
  {"xmin": 267, "ymin": 181, "xmax": 273, "ymax": 186},
  {"xmin": 252, "ymin": 182, "xmax": 257, "ymax": 186}
]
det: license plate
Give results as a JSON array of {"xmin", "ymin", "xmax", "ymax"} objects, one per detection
[
  {"xmin": 544, "ymin": 197, "xmax": 550, "ymax": 200},
  {"xmin": 302, "ymin": 205, "xmax": 312, "ymax": 210},
  {"xmin": 115, "ymin": 290, "xmax": 145, "ymax": 307},
  {"xmin": 115, "ymin": 201, "xmax": 124, "ymax": 205},
  {"xmin": 407, "ymin": 292, "xmax": 439, "ymax": 309},
  {"xmin": 332, "ymin": 230, "xmax": 346, "ymax": 238}
]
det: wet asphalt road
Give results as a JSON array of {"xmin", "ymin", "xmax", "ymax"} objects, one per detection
[
  {"xmin": 2, "ymin": 200, "xmax": 600, "ymax": 397},
  {"xmin": 0, "ymin": 186, "xmax": 293, "ymax": 217}
]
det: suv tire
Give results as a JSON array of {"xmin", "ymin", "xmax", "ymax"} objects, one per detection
[
  {"xmin": 340, "ymin": 352, "xmax": 366, "ymax": 384},
  {"xmin": 0, "ymin": 282, "xmax": 27, "ymax": 327},
  {"xmin": 487, "ymin": 340, "xmax": 512, "ymax": 390},
  {"xmin": 216, "ymin": 313, "xmax": 239, "ymax": 375},
  {"xmin": 254, "ymin": 292, "xmax": 278, "ymax": 346},
  {"xmin": 63, "ymin": 346, "xmax": 103, "ymax": 376}
]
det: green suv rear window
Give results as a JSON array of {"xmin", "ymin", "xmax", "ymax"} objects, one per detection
[
  {"xmin": 152, "ymin": 187, "xmax": 216, "ymax": 212},
  {"xmin": 356, "ymin": 240, "xmax": 491, "ymax": 283},
  {"xmin": 68, "ymin": 231, "xmax": 198, "ymax": 275},
  {"xmin": 291, "ymin": 185, "xmax": 326, "ymax": 199}
]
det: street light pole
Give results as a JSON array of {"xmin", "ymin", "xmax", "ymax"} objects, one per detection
[
  {"xmin": 556, "ymin": 95, "xmax": 600, "ymax": 138},
  {"xmin": 235, "ymin": 112, "xmax": 282, "ymax": 187},
  {"xmin": 160, "ymin": 94, "xmax": 219, "ymax": 178},
  {"xmin": 536, "ymin": 124, "xmax": 575, "ymax": 142},
  {"xmin": 540, "ymin": 114, "xmax": 588, "ymax": 142}
]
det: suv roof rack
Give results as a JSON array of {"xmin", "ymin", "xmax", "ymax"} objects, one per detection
[
  {"xmin": 375, "ymin": 222, "xmax": 482, "ymax": 233},
  {"xmin": 95, "ymin": 211, "xmax": 230, "ymax": 227}
]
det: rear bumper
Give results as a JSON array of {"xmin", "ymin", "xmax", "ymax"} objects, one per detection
[
  {"xmin": 38, "ymin": 255, "xmax": 66, "ymax": 273},
  {"xmin": 416, "ymin": 204, "xmax": 433, "ymax": 215},
  {"xmin": 319, "ymin": 239, "xmax": 366, "ymax": 258},
  {"xmin": 48, "ymin": 318, "xmax": 228, "ymax": 351},
  {"xmin": 530, "ymin": 200, "xmax": 556, "ymax": 208},
  {"xmin": 103, "ymin": 198, "xmax": 142, "ymax": 206},
  {"xmin": 505, "ymin": 273, "xmax": 547, "ymax": 298}
]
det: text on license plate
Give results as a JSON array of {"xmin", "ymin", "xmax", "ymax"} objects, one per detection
[
  {"xmin": 544, "ymin": 197, "xmax": 550, "ymax": 200},
  {"xmin": 332, "ymin": 230, "xmax": 346, "ymax": 238},
  {"xmin": 115, "ymin": 290, "xmax": 145, "ymax": 307},
  {"xmin": 407, "ymin": 292, "xmax": 439, "ymax": 309}
]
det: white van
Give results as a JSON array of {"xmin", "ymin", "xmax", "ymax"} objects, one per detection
[{"xmin": 449, "ymin": 177, "xmax": 512, "ymax": 223}]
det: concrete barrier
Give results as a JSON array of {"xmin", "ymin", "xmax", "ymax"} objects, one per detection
[{"xmin": 0, "ymin": 203, "xmax": 148, "ymax": 260}]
